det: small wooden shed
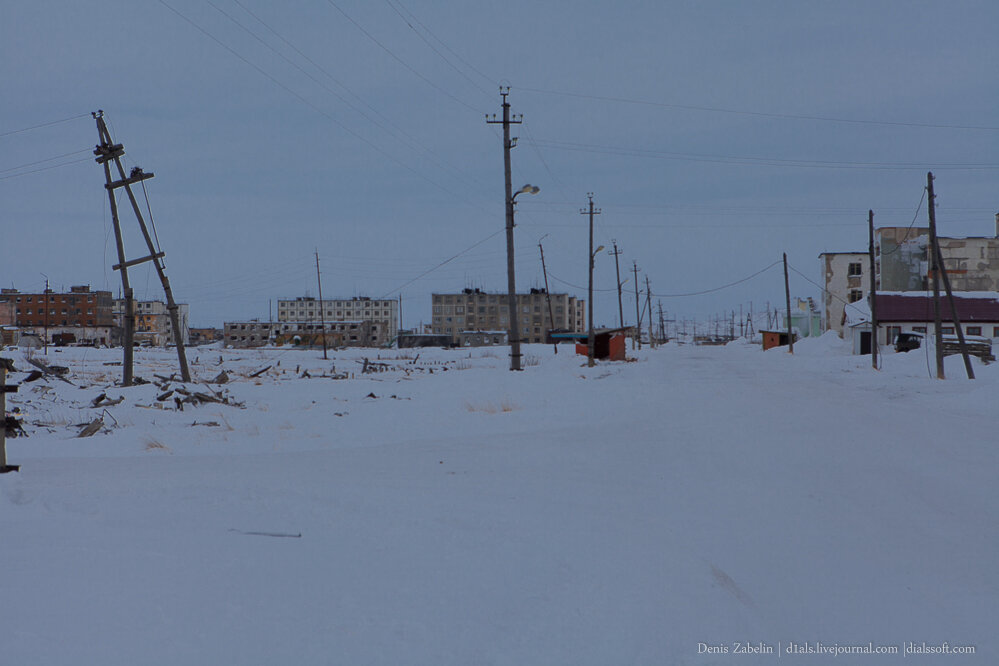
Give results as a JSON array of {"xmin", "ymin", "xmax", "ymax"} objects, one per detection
[
  {"xmin": 551, "ymin": 327, "xmax": 629, "ymax": 361},
  {"xmin": 761, "ymin": 330, "xmax": 795, "ymax": 351}
]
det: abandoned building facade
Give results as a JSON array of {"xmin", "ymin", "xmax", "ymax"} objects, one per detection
[
  {"xmin": 822, "ymin": 219, "xmax": 999, "ymax": 338},
  {"xmin": 112, "ymin": 299, "xmax": 190, "ymax": 346},
  {"xmin": 1, "ymin": 285, "xmax": 115, "ymax": 346},
  {"xmin": 276, "ymin": 296, "xmax": 398, "ymax": 347},
  {"xmin": 430, "ymin": 289, "xmax": 585, "ymax": 345},
  {"xmin": 223, "ymin": 319, "xmax": 383, "ymax": 349}
]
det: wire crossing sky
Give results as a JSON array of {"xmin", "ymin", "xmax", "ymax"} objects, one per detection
[{"xmin": 2, "ymin": 2, "xmax": 997, "ymax": 327}]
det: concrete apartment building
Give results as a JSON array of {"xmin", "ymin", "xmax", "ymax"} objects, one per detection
[
  {"xmin": 819, "ymin": 252, "xmax": 870, "ymax": 336},
  {"xmin": 431, "ymin": 288, "xmax": 585, "ymax": 345},
  {"xmin": 2, "ymin": 285, "xmax": 114, "ymax": 345},
  {"xmin": 821, "ymin": 219, "xmax": 999, "ymax": 336},
  {"xmin": 224, "ymin": 319, "xmax": 383, "ymax": 348},
  {"xmin": 112, "ymin": 299, "xmax": 190, "ymax": 346},
  {"xmin": 877, "ymin": 223, "xmax": 999, "ymax": 292},
  {"xmin": 277, "ymin": 296, "xmax": 398, "ymax": 347}
]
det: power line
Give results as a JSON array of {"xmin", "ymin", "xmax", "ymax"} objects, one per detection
[
  {"xmin": 0, "ymin": 156, "xmax": 92, "ymax": 181},
  {"xmin": 518, "ymin": 86, "xmax": 999, "ymax": 132},
  {"xmin": 786, "ymin": 263, "xmax": 865, "ymax": 316},
  {"xmin": 384, "ymin": 0, "xmax": 495, "ymax": 102},
  {"xmin": 324, "ymin": 0, "xmax": 483, "ymax": 113},
  {"xmin": 879, "ymin": 187, "xmax": 928, "ymax": 256},
  {"xmin": 649, "ymin": 260, "xmax": 784, "ymax": 298},
  {"xmin": 156, "ymin": 0, "xmax": 493, "ymax": 213},
  {"xmin": 523, "ymin": 137, "xmax": 999, "ymax": 171},
  {"xmin": 389, "ymin": 0, "xmax": 497, "ymax": 89},
  {"xmin": 0, "ymin": 113, "xmax": 91, "ymax": 140},
  {"xmin": 0, "ymin": 149, "xmax": 92, "ymax": 175},
  {"xmin": 382, "ymin": 229, "xmax": 505, "ymax": 297},
  {"xmin": 219, "ymin": 0, "xmax": 486, "ymax": 196}
]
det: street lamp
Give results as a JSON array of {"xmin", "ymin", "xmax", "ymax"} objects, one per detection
[{"xmin": 505, "ymin": 183, "xmax": 539, "ymax": 370}]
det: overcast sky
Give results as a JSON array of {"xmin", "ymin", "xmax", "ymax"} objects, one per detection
[{"xmin": 3, "ymin": 1, "xmax": 998, "ymax": 329}]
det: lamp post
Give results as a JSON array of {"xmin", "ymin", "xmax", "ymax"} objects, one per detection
[{"xmin": 505, "ymin": 183, "xmax": 539, "ymax": 370}]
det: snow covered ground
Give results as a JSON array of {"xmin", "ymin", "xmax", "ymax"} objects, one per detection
[{"xmin": 1, "ymin": 336, "xmax": 995, "ymax": 664}]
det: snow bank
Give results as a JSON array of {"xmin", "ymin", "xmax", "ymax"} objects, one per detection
[{"xmin": 1, "ymin": 342, "xmax": 995, "ymax": 664}]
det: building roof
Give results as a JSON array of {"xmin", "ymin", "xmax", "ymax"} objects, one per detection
[
  {"xmin": 871, "ymin": 293, "xmax": 999, "ymax": 323},
  {"xmin": 550, "ymin": 327, "xmax": 630, "ymax": 340}
]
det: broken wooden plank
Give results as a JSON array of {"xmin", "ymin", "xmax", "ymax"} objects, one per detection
[{"xmin": 77, "ymin": 418, "xmax": 104, "ymax": 438}]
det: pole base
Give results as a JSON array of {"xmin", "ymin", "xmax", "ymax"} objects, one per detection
[{"xmin": 0, "ymin": 465, "xmax": 20, "ymax": 474}]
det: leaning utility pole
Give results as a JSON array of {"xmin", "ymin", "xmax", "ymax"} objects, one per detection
[
  {"xmin": 927, "ymin": 173, "xmax": 975, "ymax": 379},
  {"xmin": 315, "ymin": 250, "xmax": 328, "ymax": 360},
  {"xmin": 487, "ymin": 89, "xmax": 524, "ymax": 371},
  {"xmin": 783, "ymin": 252, "xmax": 793, "ymax": 354},
  {"xmin": 632, "ymin": 261, "xmax": 641, "ymax": 350},
  {"xmin": 609, "ymin": 242, "xmax": 624, "ymax": 328},
  {"xmin": 868, "ymin": 209, "xmax": 878, "ymax": 369},
  {"xmin": 538, "ymin": 237, "xmax": 557, "ymax": 354},
  {"xmin": 581, "ymin": 194, "xmax": 601, "ymax": 367},
  {"xmin": 94, "ymin": 111, "xmax": 190, "ymax": 384}
]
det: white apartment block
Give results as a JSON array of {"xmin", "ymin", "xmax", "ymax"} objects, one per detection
[
  {"xmin": 277, "ymin": 296, "xmax": 398, "ymax": 347},
  {"xmin": 819, "ymin": 252, "xmax": 869, "ymax": 336},
  {"xmin": 431, "ymin": 288, "xmax": 585, "ymax": 345},
  {"xmin": 224, "ymin": 319, "xmax": 382, "ymax": 348}
]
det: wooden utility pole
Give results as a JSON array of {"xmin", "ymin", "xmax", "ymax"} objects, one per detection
[
  {"xmin": 42, "ymin": 275, "xmax": 49, "ymax": 355},
  {"xmin": 632, "ymin": 261, "xmax": 641, "ymax": 350},
  {"xmin": 783, "ymin": 252, "xmax": 793, "ymax": 353},
  {"xmin": 315, "ymin": 250, "xmax": 328, "ymax": 360},
  {"xmin": 487, "ymin": 88, "xmax": 525, "ymax": 371},
  {"xmin": 926, "ymin": 173, "xmax": 945, "ymax": 379},
  {"xmin": 927, "ymin": 173, "xmax": 975, "ymax": 379},
  {"xmin": 610, "ymin": 242, "xmax": 624, "ymax": 328},
  {"xmin": 868, "ymin": 209, "xmax": 878, "ymax": 369},
  {"xmin": 581, "ymin": 194, "xmax": 601, "ymax": 367},
  {"xmin": 94, "ymin": 111, "xmax": 190, "ymax": 385},
  {"xmin": 645, "ymin": 275, "xmax": 654, "ymax": 348},
  {"xmin": 658, "ymin": 301, "xmax": 665, "ymax": 343},
  {"xmin": 538, "ymin": 237, "xmax": 558, "ymax": 354}
]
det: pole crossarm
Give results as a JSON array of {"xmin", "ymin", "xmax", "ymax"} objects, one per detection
[
  {"xmin": 112, "ymin": 252, "xmax": 166, "ymax": 272},
  {"xmin": 106, "ymin": 168, "xmax": 154, "ymax": 190}
]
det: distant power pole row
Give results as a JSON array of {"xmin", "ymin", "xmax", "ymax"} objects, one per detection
[{"xmin": 489, "ymin": 90, "xmax": 669, "ymax": 363}]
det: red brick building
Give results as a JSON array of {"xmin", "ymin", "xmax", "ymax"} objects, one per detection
[{"xmin": 3, "ymin": 286, "xmax": 114, "ymax": 345}]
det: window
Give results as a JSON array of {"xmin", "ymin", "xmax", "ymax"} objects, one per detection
[
  {"xmin": 913, "ymin": 326, "xmax": 927, "ymax": 333},
  {"xmin": 848, "ymin": 290, "xmax": 863, "ymax": 303},
  {"xmin": 994, "ymin": 327, "xmax": 999, "ymax": 337},
  {"xmin": 887, "ymin": 326, "xmax": 902, "ymax": 344},
  {"xmin": 967, "ymin": 326, "xmax": 982, "ymax": 336},
  {"xmin": 941, "ymin": 327, "xmax": 954, "ymax": 334}
]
